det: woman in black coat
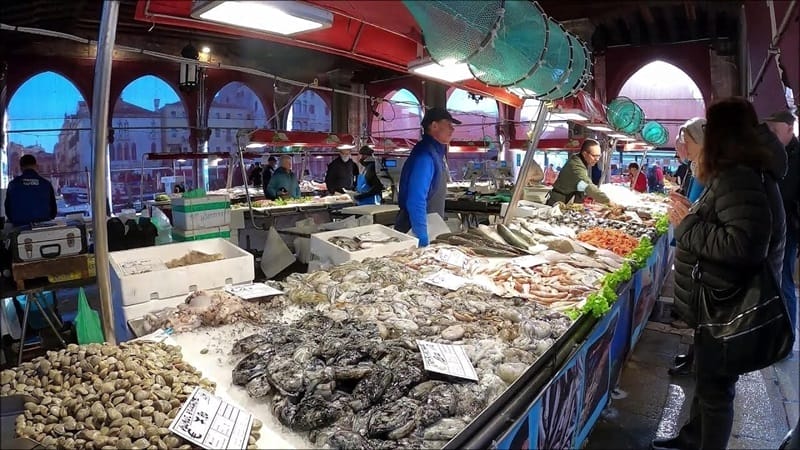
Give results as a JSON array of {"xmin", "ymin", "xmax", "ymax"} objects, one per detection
[{"xmin": 654, "ymin": 97, "xmax": 787, "ymax": 450}]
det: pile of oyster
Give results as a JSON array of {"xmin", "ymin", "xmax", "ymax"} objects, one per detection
[{"xmin": 1, "ymin": 342, "xmax": 262, "ymax": 450}]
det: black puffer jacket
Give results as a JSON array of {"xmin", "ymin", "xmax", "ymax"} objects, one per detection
[{"xmin": 672, "ymin": 165, "xmax": 786, "ymax": 326}]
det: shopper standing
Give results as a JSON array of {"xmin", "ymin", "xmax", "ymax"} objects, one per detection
[
  {"xmin": 657, "ymin": 97, "xmax": 786, "ymax": 450},
  {"xmin": 5, "ymin": 154, "xmax": 58, "ymax": 226},
  {"xmin": 627, "ymin": 162, "xmax": 648, "ymax": 193},
  {"xmin": 765, "ymin": 110, "xmax": 799, "ymax": 332},
  {"xmin": 395, "ymin": 107, "xmax": 460, "ymax": 247},
  {"xmin": 352, "ymin": 146, "xmax": 384, "ymax": 205},
  {"xmin": 266, "ymin": 155, "xmax": 300, "ymax": 199},
  {"xmin": 325, "ymin": 148, "xmax": 358, "ymax": 194}
]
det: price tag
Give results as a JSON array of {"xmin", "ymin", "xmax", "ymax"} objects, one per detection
[
  {"xmin": 435, "ymin": 248, "xmax": 469, "ymax": 269},
  {"xmin": 510, "ymin": 254, "xmax": 550, "ymax": 268},
  {"xmin": 224, "ymin": 283, "xmax": 283, "ymax": 300},
  {"xmin": 421, "ymin": 269, "xmax": 469, "ymax": 291},
  {"xmin": 416, "ymin": 340, "xmax": 478, "ymax": 381},
  {"xmin": 119, "ymin": 258, "xmax": 167, "ymax": 276},
  {"xmin": 169, "ymin": 387, "xmax": 253, "ymax": 450}
]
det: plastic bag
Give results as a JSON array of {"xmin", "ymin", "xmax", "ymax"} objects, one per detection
[
  {"xmin": 151, "ymin": 207, "xmax": 172, "ymax": 245},
  {"xmin": 74, "ymin": 287, "xmax": 105, "ymax": 344}
]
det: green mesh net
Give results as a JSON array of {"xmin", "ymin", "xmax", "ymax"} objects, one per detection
[
  {"xmin": 608, "ymin": 97, "xmax": 646, "ymax": 134},
  {"xmin": 403, "ymin": 1, "xmax": 504, "ymax": 64},
  {"xmin": 642, "ymin": 121, "xmax": 669, "ymax": 146},
  {"xmin": 513, "ymin": 18, "xmax": 572, "ymax": 98},
  {"xmin": 539, "ymin": 33, "xmax": 592, "ymax": 100},
  {"xmin": 467, "ymin": 1, "xmax": 548, "ymax": 86}
]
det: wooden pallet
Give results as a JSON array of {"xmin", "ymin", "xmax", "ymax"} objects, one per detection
[{"xmin": 12, "ymin": 254, "xmax": 96, "ymax": 290}]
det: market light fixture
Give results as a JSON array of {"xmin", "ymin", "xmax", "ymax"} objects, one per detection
[
  {"xmin": 610, "ymin": 134, "xmax": 636, "ymax": 141},
  {"xmin": 337, "ymin": 144, "xmax": 355, "ymax": 150},
  {"xmin": 548, "ymin": 109, "xmax": 590, "ymax": 122},
  {"xmin": 585, "ymin": 124, "xmax": 614, "ymax": 132},
  {"xmin": 409, "ymin": 57, "xmax": 475, "ymax": 83},
  {"xmin": 178, "ymin": 44, "xmax": 200, "ymax": 93},
  {"xmin": 191, "ymin": 1, "xmax": 334, "ymax": 36},
  {"xmin": 246, "ymin": 143, "xmax": 265, "ymax": 148}
]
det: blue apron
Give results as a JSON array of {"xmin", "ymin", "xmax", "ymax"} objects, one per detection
[{"xmin": 355, "ymin": 173, "xmax": 380, "ymax": 205}]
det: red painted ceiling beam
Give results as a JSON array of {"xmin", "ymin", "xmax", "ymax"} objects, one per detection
[{"xmin": 134, "ymin": 0, "xmax": 522, "ymax": 108}]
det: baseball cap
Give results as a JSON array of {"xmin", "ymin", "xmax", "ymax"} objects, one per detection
[
  {"xmin": 763, "ymin": 110, "xmax": 796, "ymax": 125},
  {"xmin": 358, "ymin": 145, "xmax": 374, "ymax": 156},
  {"xmin": 421, "ymin": 107, "xmax": 462, "ymax": 129}
]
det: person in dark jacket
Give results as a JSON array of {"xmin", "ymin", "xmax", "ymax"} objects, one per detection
[
  {"xmin": 261, "ymin": 156, "xmax": 277, "ymax": 198},
  {"xmin": 765, "ymin": 110, "xmax": 799, "ymax": 332},
  {"xmin": 248, "ymin": 162, "xmax": 263, "ymax": 186},
  {"xmin": 325, "ymin": 148, "xmax": 358, "ymax": 194},
  {"xmin": 655, "ymin": 98, "xmax": 787, "ymax": 450},
  {"xmin": 395, "ymin": 107, "xmax": 460, "ymax": 247},
  {"xmin": 353, "ymin": 146, "xmax": 384, "ymax": 205},
  {"xmin": 5, "ymin": 154, "xmax": 58, "ymax": 226},
  {"xmin": 266, "ymin": 155, "xmax": 300, "ymax": 199}
]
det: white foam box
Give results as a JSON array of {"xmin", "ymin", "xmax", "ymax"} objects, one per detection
[
  {"xmin": 171, "ymin": 195, "xmax": 231, "ymax": 230},
  {"xmin": 172, "ymin": 225, "xmax": 231, "ymax": 242},
  {"xmin": 109, "ymin": 238, "xmax": 254, "ymax": 307},
  {"xmin": 310, "ymin": 224, "xmax": 418, "ymax": 266}
]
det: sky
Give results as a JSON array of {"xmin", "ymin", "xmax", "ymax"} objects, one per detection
[{"xmin": 7, "ymin": 72, "xmax": 181, "ymax": 152}]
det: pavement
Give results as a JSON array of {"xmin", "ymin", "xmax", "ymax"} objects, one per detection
[{"xmin": 586, "ymin": 271, "xmax": 799, "ymax": 450}]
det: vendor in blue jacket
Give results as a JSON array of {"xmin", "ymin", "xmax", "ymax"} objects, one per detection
[
  {"xmin": 5, "ymin": 154, "xmax": 57, "ymax": 226},
  {"xmin": 395, "ymin": 107, "xmax": 460, "ymax": 246}
]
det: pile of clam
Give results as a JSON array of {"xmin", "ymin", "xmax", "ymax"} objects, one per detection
[{"xmin": 0, "ymin": 342, "xmax": 262, "ymax": 450}]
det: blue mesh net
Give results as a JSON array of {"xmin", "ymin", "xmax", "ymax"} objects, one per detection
[
  {"xmin": 467, "ymin": 1, "xmax": 549, "ymax": 86},
  {"xmin": 403, "ymin": 1, "xmax": 504, "ymax": 64}
]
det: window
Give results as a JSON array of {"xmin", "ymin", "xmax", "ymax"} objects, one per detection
[
  {"xmin": 170, "ymin": 111, "xmax": 176, "ymax": 117},
  {"xmin": 131, "ymin": 143, "xmax": 137, "ymax": 160},
  {"xmin": 225, "ymin": 129, "xmax": 232, "ymax": 142},
  {"xmin": 150, "ymin": 142, "xmax": 157, "ymax": 153},
  {"xmin": 215, "ymin": 129, "xmax": 221, "ymax": 137},
  {"xmin": 216, "ymin": 146, "xmax": 221, "ymax": 151},
  {"xmin": 309, "ymin": 104, "xmax": 315, "ymax": 114},
  {"xmin": 216, "ymin": 112, "xmax": 220, "ymax": 119},
  {"xmin": 225, "ymin": 113, "xmax": 231, "ymax": 119}
]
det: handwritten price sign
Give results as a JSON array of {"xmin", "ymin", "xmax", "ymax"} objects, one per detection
[{"xmin": 168, "ymin": 387, "xmax": 253, "ymax": 449}]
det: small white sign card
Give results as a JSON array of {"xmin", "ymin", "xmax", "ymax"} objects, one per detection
[
  {"xmin": 420, "ymin": 269, "xmax": 469, "ymax": 291},
  {"xmin": 168, "ymin": 387, "xmax": 253, "ymax": 450},
  {"xmin": 224, "ymin": 283, "xmax": 284, "ymax": 300},
  {"xmin": 434, "ymin": 248, "xmax": 469, "ymax": 269},
  {"xmin": 416, "ymin": 340, "xmax": 478, "ymax": 381}
]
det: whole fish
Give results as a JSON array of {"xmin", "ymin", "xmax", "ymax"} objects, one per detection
[{"xmin": 497, "ymin": 224, "xmax": 532, "ymax": 253}]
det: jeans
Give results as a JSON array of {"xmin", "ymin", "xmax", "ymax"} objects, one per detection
[
  {"xmin": 676, "ymin": 353, "xmax": 739, "ymax": 449},
  {"xmin": 783, "ymin": 231, "xmax": 798, "ymax": 332}
]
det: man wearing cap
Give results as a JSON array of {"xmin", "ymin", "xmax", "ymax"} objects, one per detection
[
  {"xmin": 547, "ymin": 139, "xmax": 611, "ymax": 205},
  {"xmin": 765, "ymin": 110, "xmax": 799, "ymax": 331},
  {"xmin": 325, "ymin": 148, "xmax": 358, "ymax": 194},
  {"xmin": 395, "ymin": 107, "xmax": 460, "ymax": 247},
  {"xmin": 5, "ymin": 154, "xmax": 58, "ymax": 226},
  {"xmin": 261, "ymin": 156, "xmax": 277, "ymax": 199},
  {"xmin": 352, "ymin": 146, "xmax": 384, "ymax": 205}
]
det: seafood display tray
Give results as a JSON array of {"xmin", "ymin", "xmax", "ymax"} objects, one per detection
[
  {"xmin": 109, "ymin": 238, "xmax": 254, "ymax": 307},
  {"xmin": 310, "ymin": 224, "xmax": 418, "ymax": 265}
]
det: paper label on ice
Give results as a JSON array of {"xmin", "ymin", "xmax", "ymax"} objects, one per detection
[
  {"xmin": 131, "ymin": 328, "xmax": 175, "ymax": 345},
  {"xmin": 416, "ymin": 340, "xmax": 478, "ymax": 381},
  {"xmin": 119, "ymin": 258, "xmax": 167, "ymax": 275},
  {"xmin": 224, "ymin": 283, "xmax": 283, "ymax": 300},
  {"xmin": 434, "ymin": 248, "xmax": 469, "ymax": 269},
  {"xmin": 421, "ymin": 269, "xmax": 468, "ymax": 291},
  {"xmin": 510, "ymin": 254, "xmax": 549, "ymax": 268},
  {"xmin": 168, "ymin": 387, "xmax": 253, "ymax": 450}
]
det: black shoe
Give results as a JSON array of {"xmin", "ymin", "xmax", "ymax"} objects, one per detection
[
  {"xmin": 668, "ymin": 358, "xmax": 693, "ymax": 376},
  {"xmin": 652, "ymin": 436, "xmax": 689, "ymax": 450},
  {"xmin": 673, "ymin": 353, "xmax": 690, "ymax": 365}
]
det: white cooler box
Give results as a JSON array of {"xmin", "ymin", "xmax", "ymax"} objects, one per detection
[
  {"xmin": 109, "ymin": 238, "xmax": 254, "ymax": 307},
  {"xmin": 310, "ymin": 224, "xmax": 417, "ymax": 266},
  {"xmin": 171, "ymin": 195, "xmax": 231, "ymax": 230}
]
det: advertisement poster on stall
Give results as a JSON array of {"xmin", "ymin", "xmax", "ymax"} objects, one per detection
[
  {"xmin": 631, "ymin": 252, "xmax": 659, "ymax": 347},
  {"xmin": 496, "ymin": 409, "xmax": 540, "ymax": 450},
  {"xmin": 609, "ymin": 286, "xmax": 633, "ymax": 386},
  {"xmin": 537, "ymin": 354, "xmax": 585, "ymax": 449},
  {"xmin": 574, "ymin": 307, "xmax": 620, "ymax": 447}
]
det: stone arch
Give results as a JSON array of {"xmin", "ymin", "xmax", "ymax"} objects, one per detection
[
  {"xmin": 286, "ymin": 91, "xmax": 331, "ymax": 132},
  {"xmin": 618, "ymin": 60, "xmax": 707, "ymax": 147},
  {"xmin": 371, "ymin": 89, "xmax": 422, "ymax": 139}
]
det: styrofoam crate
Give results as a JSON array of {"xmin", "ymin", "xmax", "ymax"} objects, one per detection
[
  {"xmin": 310, "ymin": 224, "xmax": 418, "ymax": 266},
  {"xmin": 109, "ymin": 238, "xmax": 254, "ymax": 307},
  {"xmin": 172, "ymin": 196, "xmax": 231, "ymax": 230}
]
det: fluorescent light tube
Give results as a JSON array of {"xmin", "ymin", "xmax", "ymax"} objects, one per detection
[
  {"xmin": 585, "ymin": 124, "xmax": 614, "ymax": 132},
  {"xmin": 192, "ymin": 1, "xmax": 333, "ymax": 36},
  {"xmin": 549, "ymin": 112, "xmax": 589, "ymax": 122},
  {"xmin": 409, "ymin": 58, "xmax": 474, "ymax": 83}
]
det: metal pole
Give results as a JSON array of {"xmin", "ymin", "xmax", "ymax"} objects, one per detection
[
  {"xmin": 502, "ymin": 102, "xmax": 549, "ymax": 223},
  {"xmin": 90, "ymin": 0, "xmax": 120, "ymax": 344}
]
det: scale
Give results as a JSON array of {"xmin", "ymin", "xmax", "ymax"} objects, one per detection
[
  {"xmin": 487, "ymin": 160, "xmax": 514, "ymax": 191},
  {"xmin": 463, "ymin": 161, "xmax": 485, "ymax": 192},
  {"xmin": 378, "ymin": 158, "xmax": 404, "ymax": 203}
]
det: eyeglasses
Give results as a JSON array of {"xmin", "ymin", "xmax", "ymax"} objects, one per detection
[{"xmin": 589, "ymin": 152, "xmax": 602, "ymax": 158}]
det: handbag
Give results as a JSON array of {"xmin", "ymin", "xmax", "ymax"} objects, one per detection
[{"xmin": 692, "ymin": 258, "xmax": 794, "ymax": 376}]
